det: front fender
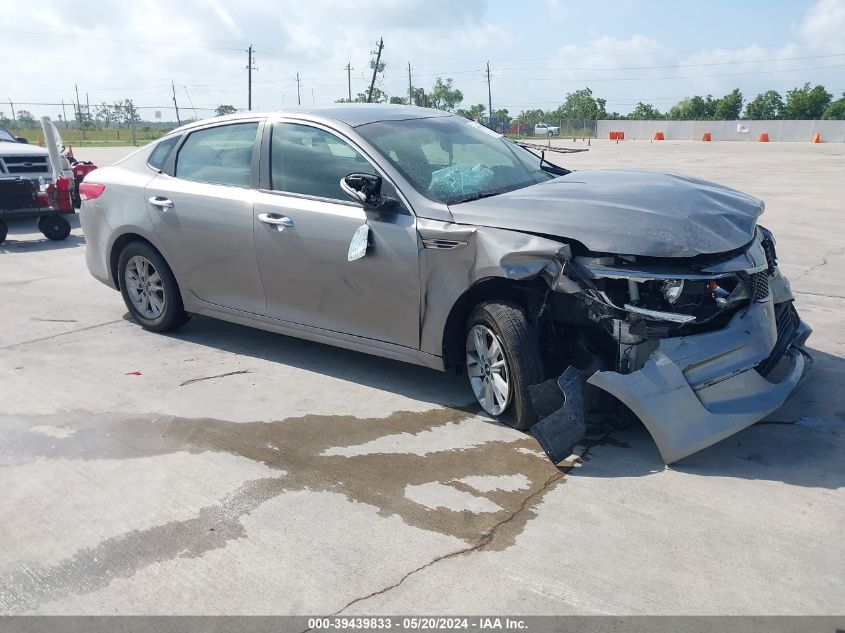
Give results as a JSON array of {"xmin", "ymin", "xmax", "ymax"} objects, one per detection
[{"xmin": 416, "ymin": 219, "xmax": 570, "ymax": 357}]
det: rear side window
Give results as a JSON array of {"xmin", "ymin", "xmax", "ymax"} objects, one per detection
[
  {"xmin": 147, "ymin": 136, "xmax": 179, "ymax": 171},
  {"xmin": 270, "ymin": 123, "xmax": 373, "ymax": 200},
  {"xmin": 175, "ymin": 122, "xmax": 258, "ymax": 187}
]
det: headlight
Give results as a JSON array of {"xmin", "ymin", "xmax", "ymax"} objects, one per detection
[{"xmin": 661, "ymin": 279, "xmax": 684, "ymax": 304}]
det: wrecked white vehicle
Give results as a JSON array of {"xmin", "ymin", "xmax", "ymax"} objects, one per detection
[{"xmin": 80, "ymin": 106, "xmax": 812, "ymax": 464}]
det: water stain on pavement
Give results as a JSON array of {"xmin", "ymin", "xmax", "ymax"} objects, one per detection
[
  {"xmin": 5, "ymin": 407, "xmax": 562, "ymax": 545},
  {"xmin": 2, "ymin": 407, "xmax": 565, "ymax": 612}
]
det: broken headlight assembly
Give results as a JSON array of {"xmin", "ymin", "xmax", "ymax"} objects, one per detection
[{"xmin": 661, "ymin": 279, "xmax": 684, "ymax": 304}]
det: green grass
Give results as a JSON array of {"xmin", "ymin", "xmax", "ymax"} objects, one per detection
[{"xmin": 7, "ymin": 126, "xmax": 171, "ymax": 147}]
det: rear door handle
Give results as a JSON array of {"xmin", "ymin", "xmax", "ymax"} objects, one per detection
[
  {"xmin": 148, "ymin": 196, "xmax": 174, "ymax": 209},
  {"xmin": 257, "ymin": 213, "xmax": 294, "ymax": 228}
]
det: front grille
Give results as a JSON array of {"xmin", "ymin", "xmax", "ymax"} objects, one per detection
[
  {"xmin": 739, "ymin": 271, "xmax": 770, "ymax": 302},
  {"xmin": 757, "ymin": 301, "xmax": 800, "ymax": 376},
  {"xmin": 1, "ymin": 155, "xmax": 50, "ymax": 174}
]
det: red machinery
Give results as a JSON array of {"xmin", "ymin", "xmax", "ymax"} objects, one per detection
[{"xmin": 0, "ymin": 118, "xmax": 97, "ymax": 244}]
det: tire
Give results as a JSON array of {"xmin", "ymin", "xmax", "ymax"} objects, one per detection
[
  {"xmin": 117, "ymin": 241, "xmax": 190, "ymax": 332},
  {"xmin": 39, "ymin": 215, "xmax": 71, "ymax": 241},
  {"xmin": 0, "ymin": 220, "xmax": 7, "ymax": 244},
  {"xmin": 465, "ymin": 301, "xmax": 544, "ymax": 430}
]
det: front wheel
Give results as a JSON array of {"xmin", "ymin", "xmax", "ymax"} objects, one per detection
[
  {"xmin": 118, "ymin": 241, "xmax": 189, "ymax": 332},
  {"xmin": 465, "ymin": 301, "xmax": 544, "ymax": 429}
]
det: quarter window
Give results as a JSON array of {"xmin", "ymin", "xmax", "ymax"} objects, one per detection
[
  {"xmin": 175, "ymin": 122, "xmax": 258, "ymax": 187},
  {"xmin": 147, "ymin": 136, "xmax": 179, "ymax": 171},
  {"xmin": 270, "ymin": 123, "xmax": 373, "ymax": 200}
]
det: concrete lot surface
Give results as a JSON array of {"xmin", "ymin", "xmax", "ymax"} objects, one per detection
[{"xmin": 1, "ymin": 140, "xmax": 843, "ymax": 615}]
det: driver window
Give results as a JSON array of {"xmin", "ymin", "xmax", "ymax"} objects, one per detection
[{"xmin": 271, "ymin": 123, "xmax": 373, "ymax": 201}]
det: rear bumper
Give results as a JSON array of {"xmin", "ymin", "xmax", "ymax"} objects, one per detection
[{"xmin": 587, "ymin": 300, "xmax": 812, "ymax": 463}]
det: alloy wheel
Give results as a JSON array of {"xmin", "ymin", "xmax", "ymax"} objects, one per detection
[
  {"xmin": 125, "ymin": 255, "xmax": 166, "ymax": 319},
  {"xmin": 466, "ymin": 324, "xmax": 511, "ymax": 415}
]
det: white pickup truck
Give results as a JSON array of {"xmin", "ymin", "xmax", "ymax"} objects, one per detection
[{"xmin": 534, "ymin": 122, "xmax": 560, "ymax": 136}]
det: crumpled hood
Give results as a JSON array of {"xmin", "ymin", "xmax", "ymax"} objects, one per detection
[{"xmin": 448, "ymin": 169, "xmax": 764, "ymax": 258}]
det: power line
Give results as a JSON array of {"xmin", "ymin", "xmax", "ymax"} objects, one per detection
[
  {"xmin": 505, "ymin": 63, "xmax": 845, "ymax": 82},
  {"xmin": 496, "ymin": 52, "xmax": 845, "ymax": 73}
]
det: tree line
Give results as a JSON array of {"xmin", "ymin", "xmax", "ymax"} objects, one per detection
[{"xmin": 330, "ymin": 78, "xmax": 845, "ymax": 124}]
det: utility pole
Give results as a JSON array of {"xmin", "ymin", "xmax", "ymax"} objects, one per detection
[
  {"xmin": 296, "ymin": 73, "xmax": 301, "ymax": 106},
  {"xmin": 486, "ymin": 61, "xmax": 493, "ymax": 127},
  {"xmin": 8, "ymin": 100, "xmax": 15, "ymax": 126},
  {"xmin": 74, "ymin": 84, "xmax": 84, "ymax": 140},
  {"xmin": 247, "ymin": 45, "xmax": 256, "ymax": 110},
  {"xmin": 367, "ymin": 37, "xmax": 384, "ymax": 103},
  {"xmin": 61, "ymin": 100, "xmax": 68, "ymax": 129},
  {"xmin": 345, "ymin": 62, "xmax": 353, "ymax": 102},
  {"xmin": 171, "ymin": 81, "xmax": 181, "ymax": 125},
  {"xmin": 407, "ymin": 62, "xmax": 413, "ymax": 106},
  {"xmin": 86, "ymin": 92, "xmax": 90, "ymax": 121}
]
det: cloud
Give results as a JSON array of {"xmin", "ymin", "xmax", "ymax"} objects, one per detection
[
  {"xmin": 798, "ymin": 0, "xmax": 845, "ymax": 47},
  {"xmin": 2, "ymin": 0, "xmax": 843, "ymax": 119}
]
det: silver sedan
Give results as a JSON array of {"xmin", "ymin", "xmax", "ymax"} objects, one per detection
[{"xmin": 80, "ymin": 105, "xmax": 812, "ymax": 464}]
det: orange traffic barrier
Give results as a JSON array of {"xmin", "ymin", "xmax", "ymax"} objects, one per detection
[
  {"xmin": 702, "ymin": 132, "xmax": 712, "ymax": 142},
  {"xmin": 758, "ymin": 133, "xmax": 769, "ymax": 142},
  {"xmin": 653, "ymin": 132, "xmax": 664, "ymax": 141},
  {"xmin": 609, "ymin": 131, "xmax": 626, "ymax": 140},
  {"xmin": 812, "ymin": 133, "xmax": 821, "ymax": 143}
]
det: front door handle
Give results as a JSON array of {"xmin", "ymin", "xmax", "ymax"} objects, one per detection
[
  {"xmin": 257, "ymin": 213, "xmax": 294, "ymax": 228},
  {"xmin": 148, "ymin": 196, "xmax": 174, "ymax": 209}
]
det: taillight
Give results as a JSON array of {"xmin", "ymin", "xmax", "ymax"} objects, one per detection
[{"xmin": 79, "ymin": 182, "xmax": 106, "ymax": 201}]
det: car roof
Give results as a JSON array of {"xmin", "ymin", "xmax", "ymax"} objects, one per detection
[{"xmin": 169, "ymin": 104, "xmax": 452, "ymax": 135}]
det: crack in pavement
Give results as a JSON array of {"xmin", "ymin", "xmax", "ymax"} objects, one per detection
[
  {"xmin": 0, "ymin": 319, "xmax": 125, "ymax": 350},
  {"xmin": 179, "ymin": 370, "xmax": 252, "ymax": 387},
  {"xmin": 792, "ymin": 246, "xmax": 845, "ymax": 282},
  {"xmin": 327, "ymin": 437, "xmax": 603, "ymax": 618}
]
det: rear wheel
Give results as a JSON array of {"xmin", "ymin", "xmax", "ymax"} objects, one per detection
[
  {"xmin": 465, "ymin": 301, "xmax": 544, "ymax": 430},
  {"xmin": 118, "ymin": 241, "xmax": 189, "ymax": 332},
  {"xmin": 39, "ymin": 215, "xmax": 71, "ymax": 241}
]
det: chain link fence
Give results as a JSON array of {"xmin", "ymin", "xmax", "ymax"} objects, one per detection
[{"xmin": 504, "ymin": 118, "xmax": 597, "ymax": 139}]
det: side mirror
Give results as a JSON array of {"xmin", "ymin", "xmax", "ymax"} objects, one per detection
[
  {"xmin": 16, "ymin": 137, "xmax": 28, "ymax": 144},
  {"xmin": 340, "ymin": 173, "xmax": 397, "ymax": 211}
]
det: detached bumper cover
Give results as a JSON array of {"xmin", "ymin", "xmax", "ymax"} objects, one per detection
[{"xmin": 587, "ymin": 300, "xmax": 812, "ymax": 464}]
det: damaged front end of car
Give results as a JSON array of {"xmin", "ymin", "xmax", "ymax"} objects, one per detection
[{"xmin": 528, "ymin": 226, "xmax": 813, "ymax": 464}]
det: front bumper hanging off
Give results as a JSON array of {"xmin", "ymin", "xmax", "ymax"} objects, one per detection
[{"xmin": 531, "ymin": 299, "xmax": 812, "ymax": 465}]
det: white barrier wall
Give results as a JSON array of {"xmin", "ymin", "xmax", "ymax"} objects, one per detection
[{"xmin": 596, "ymin": 119, "xmax": 845, "ymax": 142}]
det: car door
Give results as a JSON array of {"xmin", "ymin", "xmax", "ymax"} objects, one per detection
[
  {"xmin": 144, "ymin": 121, "xmax": 266, "ymax": 315},
  {"xmin": 253, "ymin": 120, "xmax": 420, "ymax": 349}
]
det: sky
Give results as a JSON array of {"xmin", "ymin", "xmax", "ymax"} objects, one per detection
[{"xmin": 2, "ymin": 0, "xmax": 844, "ymax": 121}]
